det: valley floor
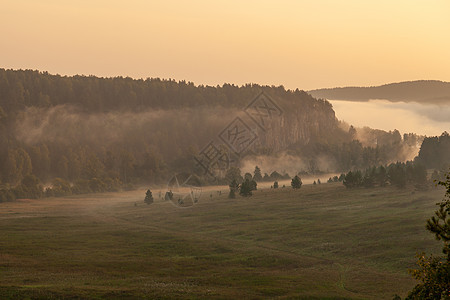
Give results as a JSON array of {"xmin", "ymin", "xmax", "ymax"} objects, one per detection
[{"xmin": 0, "ymin": 183, "xmax": 445, "ymax": 299}]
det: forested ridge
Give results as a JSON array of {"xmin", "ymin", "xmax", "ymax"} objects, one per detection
[
  {"xmin": 0, "ymin": 68, "xmax": 437, "ymax": 201},
  {"xmin": 0, "ymin": 68, "xmax": 329, "ymax": 112},
  {"xmin": 308, "ymin": 80, "xmax": 450, "ymax": 103}
]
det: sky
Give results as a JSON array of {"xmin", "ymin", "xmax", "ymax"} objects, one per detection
[{"xmin": 1, "ymin": 0, "xmax": 450, "ymax": 90}]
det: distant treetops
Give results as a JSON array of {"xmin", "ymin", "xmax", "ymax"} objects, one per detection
[{"xmin": 342, "ymin": 161, "xmax": 429, "ymax": 190}]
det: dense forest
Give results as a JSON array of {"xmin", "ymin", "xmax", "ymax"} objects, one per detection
[
  {"xmin": 309, "ymin": 80, "xmax": 450, "ymax": 104},
  {"xmin": 415, "ymin": 132, "xmax": 450, "ymax": 169},
  {"xmin": 0, "ymin": 69, "xmax": 439, "ymax": 201}
]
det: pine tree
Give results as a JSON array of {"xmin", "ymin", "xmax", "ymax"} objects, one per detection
[
  {"xmin": 144, "ymin": 189, "xmax": 153, "ymax": 204},
  {"xmin": 291, "ymin": 175, "xmax": 302, "ymax": 189},
  {"xmin": 253, "ymin": 166, "xmax": 263, "ymax": 182},
  {"xmin": 388, "ymin": 162, "xmax": 406, "ymax": 188},
  {"xmin": 343, "ymin": 170, "xmax": 362, "ymax": 188}
]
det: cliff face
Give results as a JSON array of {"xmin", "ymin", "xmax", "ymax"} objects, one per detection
[{"xmin": 255, "ymin": 99, "xmax": 338, "ymax": 152}]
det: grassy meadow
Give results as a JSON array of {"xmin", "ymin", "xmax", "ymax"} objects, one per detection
[{"xmin": 0, "ymin": 182, "xmax": 445, "ymax": 299}]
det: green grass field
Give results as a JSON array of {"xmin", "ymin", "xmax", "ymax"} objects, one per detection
[{"xmin": 0, "ymin": 183, "xmax": 445, "ymax": 299}]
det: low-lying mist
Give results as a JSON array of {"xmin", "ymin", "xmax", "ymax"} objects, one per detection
[
  {"xmin": 240, "ymin": 153, "xmax": 337, "ymax": 177},
  {"xmin": 10, "ymin": 100, "xmax": 430, "ymax": 185},
  {"xmin": 14, "ymin": 105, "xmax": 238, "ymax": 156},
  {"xmin": 330, "ymin": 100, "xmax": 450, "ymax": 136}
]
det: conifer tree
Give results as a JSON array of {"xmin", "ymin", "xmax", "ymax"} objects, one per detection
[
  {"xmin": 253, "ymin": 166, "xmax": 263, "ymax": 182},
  {"xmin": 144, "ymin": 189, "xmax": 153, "ymax": 204},
  {"xmin": 291, "ymin": 175, "xmax": 302, "ymax": 189}
]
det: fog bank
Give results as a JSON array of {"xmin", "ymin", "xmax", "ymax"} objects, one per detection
[{"xmin": 330, "ymin": 100, "xmax": 450, "ymax": 136}]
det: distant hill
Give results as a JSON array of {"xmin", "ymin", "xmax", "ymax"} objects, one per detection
[{"xmin": 308, "ymin": 80, "xmax": 450, "ymax": 104}]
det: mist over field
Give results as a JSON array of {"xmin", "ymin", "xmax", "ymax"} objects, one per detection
[{"xmin": 330, "ymin": 99, "xmax": 450, "ymax": 136}]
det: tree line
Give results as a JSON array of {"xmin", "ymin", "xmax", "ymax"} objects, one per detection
[
  {"xmin": 341, "ymin": 161, "xmax": 428, "ymax": 190},
  {"xmin": 227, "ymin": 172, "xmax": 303, "ymax": 199},
  {"xmin": 0, "ymin": 68, "xmax": 329, "ymax": 114},
  {"xmin": 416, "ymin": 132, "xmax": 450, "ymax": 170}
]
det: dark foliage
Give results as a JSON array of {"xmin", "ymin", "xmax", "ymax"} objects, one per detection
[
  {"xmin": 253, "ymin": 166, "xmax": 262, "ymax": 182},
  {"xmin": 407, "ymin": 170, "xmax": 450, "ymax": 299},
  {"xmin": 291, "ymin": 175, "xmax": 302, "ymax": 189},
  {"xmin": 343, "ymin": 162, "xmax": 428, "ymax": 190},
  {"xmin": 144, "ymin": 189, "xmax": 153, "ymax": 204},
  {"xmin": 239, "ymin": 179, "xmax": 256, "ymax": 197},
  {"xmin": 416, "ymin": 132, "xmax": 450, "ymax": 170}
]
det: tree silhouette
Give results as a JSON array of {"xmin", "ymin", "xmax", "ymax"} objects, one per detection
[
  {"xmin": 253, "ymin": 166, "xmax": 263, "ymax": 182},
  {"xmin": 239, "ymin": 178, "xmax": 253, "ymax": 197},
  {"xmin": 291, "ymin": 175, "xmax": 302, "ymax": 189},
  {"xmin": 144, "ymin": 189, "xmax": 153, "ymax": 204}
]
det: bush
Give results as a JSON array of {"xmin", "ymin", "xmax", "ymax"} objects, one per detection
[
  {"xmin": 49, "ymin": 178, "xmax": 72, "ymax": 196},
  {"xmin": 89, "ymin": 178, "xmax": 107, "ymax": 193},
  {"xmin": 103, "ymin": 177, "xmax": 121, "ymax": 192},
  {"xmin": 0, "ymin": 189, "xmax": 16, "ymax": 202},
  {"xmin": 72, "ymin": 179, "xmax": 92, "ymax": 194}
]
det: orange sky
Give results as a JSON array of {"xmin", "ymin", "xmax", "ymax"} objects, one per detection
[{"xmin": 1, "ymin": 0, "xmax": 449, "ymax": 90}]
